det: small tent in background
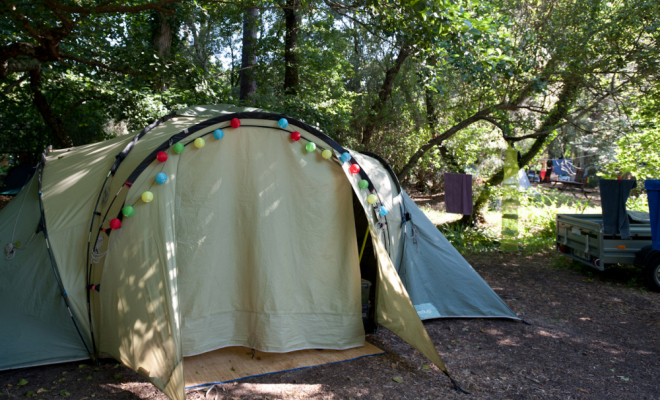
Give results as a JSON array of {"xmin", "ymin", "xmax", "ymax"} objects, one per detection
[{"xmin": 0, "ymin": 105, "xmax": 517, "ymax": 399}]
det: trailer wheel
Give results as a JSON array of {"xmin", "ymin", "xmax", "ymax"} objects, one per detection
[{"xmin": 645, "ymin": 259, "xmax": 660, "ymax": 292}]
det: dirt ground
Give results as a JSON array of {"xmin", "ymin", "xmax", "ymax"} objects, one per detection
[{"xmin": 3, "ymin": 251, "xmax": 659, "ymax": 400}]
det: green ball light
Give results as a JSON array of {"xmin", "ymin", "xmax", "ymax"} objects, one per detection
[
  {"xmin": 306, "ymin": 142, "xmax": 316, "ymax": 152},
  {"xmin": 122, "ymin": 206, "xmax": 134, "ymax": 217},
  {"xmin": 173, "ymin": 142, "xmax": 184, "ymax": 154},
  {"xmin": 358, "ymin": 180, "xmax": 369, "ymax": 190}
]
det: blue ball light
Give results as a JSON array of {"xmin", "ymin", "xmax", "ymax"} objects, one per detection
[
  {"xmin": 379, "ymin": 206, "xmax": 388, "ymax": 216},
  {"xmin": 213, "ymin": 129, "xmax": 224, "ymax": 139},
  {"xmin": 278, "ymin": 118, "xmax": 289, "ymax": 129},
  {"xmin": 156, "ymin": 172, "xmax": 168, "ymax": 184},
  {"xmin": 340, "ymin": 152, "xmax": 352, "ymax": 163}
]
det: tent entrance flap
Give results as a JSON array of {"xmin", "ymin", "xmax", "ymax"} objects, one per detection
[
  {"xmin": 175, "ymin": 127, "xmax": 365, "ymax": 356},
  {"xmin": 183, "ymin": 344, "xmax": 385, "ymax": 388}
]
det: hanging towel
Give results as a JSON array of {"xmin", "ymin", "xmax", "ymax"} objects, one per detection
[
  {"xmin": 645, "ymin": 180, "xmax": 660, "ymax": 250},
  {"xmin": 599, "ymin": 179, "xmax": 637, "ymax": 239},
  {"xmin": 444, "ymin": 173, "xmax": 473, "ymax": 215},
  {"xmin": 552, "ymin": 159, "xmax": 575, "ymax": 176}
]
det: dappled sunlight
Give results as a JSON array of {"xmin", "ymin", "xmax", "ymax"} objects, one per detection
[
  {"xmin": 588, "ymin": 340, "xmax": 626, "ymax": 355},
  {"xmin": 497, "ymin": 337, "xmax": 522, "ymax": 346},
  {"xmin": 50, "ymin": 169, "xmax": 95, "ymax": 196},
  {"xmin": 536, "ymin": 330, "xmax": 567, "ymax": 340},
  {"xmin": 259, "ymin": 181, "xmax": 276, "ymax": 198},
  {"xmin": 264, "ymin": 198, "xmax": 281, "ymax": 217},
  {"xmin": 229, "ymin": 383, "xmax": 324, "ymax": 397}
]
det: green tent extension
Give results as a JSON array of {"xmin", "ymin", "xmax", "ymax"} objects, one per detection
[{"xmin": 0, "ymin": 105, "xmax": 517, "ymax": 399}]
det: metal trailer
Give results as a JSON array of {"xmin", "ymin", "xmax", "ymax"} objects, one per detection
[{"xmin": 555, "ymin": 213, "xmax": 660, "ymax": 291}]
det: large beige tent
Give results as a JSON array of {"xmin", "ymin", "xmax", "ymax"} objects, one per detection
[{"xmin": 1, "ymin": 105, "xmax": 513, "ymax": 398}]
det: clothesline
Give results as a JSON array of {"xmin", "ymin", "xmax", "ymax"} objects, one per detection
[{"xmin": 538, "ymin": 152, "xmax": 600, "ymax": 161}]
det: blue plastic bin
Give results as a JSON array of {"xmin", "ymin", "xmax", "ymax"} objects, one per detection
[{"xmin": 646, "ymin": 180, "xmax": 660, "ymax": 250}]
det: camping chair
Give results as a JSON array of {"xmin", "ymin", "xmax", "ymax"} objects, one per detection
[{"xmin": 557, "ymin": 168, "xmax": 589, "ymax": 198}]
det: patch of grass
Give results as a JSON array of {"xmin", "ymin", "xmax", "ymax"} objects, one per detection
[{"xmin": 427, "ymin": 187, "xmax": 601, "ymax": 256}]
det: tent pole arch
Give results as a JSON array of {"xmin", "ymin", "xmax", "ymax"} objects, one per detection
[{"xmin": 84, "ymin": 111, "xmax": 176, "ymax": 357}]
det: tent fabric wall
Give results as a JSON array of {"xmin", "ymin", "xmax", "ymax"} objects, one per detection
[
  {"xmin": 398, "ymin": 192, "xmax": 518, "ymax": 320},
  {"xmin": 351, "ymin": 152, "xmax": 404, "ymax": 268},
  {"xmin": 0, "ymin": 177, "xmax": 89, "ymax": 370},
  {"xmin": 341, "ymin": 158, "xmax": 448, "ymax": 374}
]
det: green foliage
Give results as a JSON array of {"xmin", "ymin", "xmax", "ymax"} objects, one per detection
[
  {"xmin": 0, "ymin": 0, "xmax": 658, "ymax": 195},
  {"xmin": 434, "ymin": 188, "xmax": 602, "ymax": 256},
  {"xmin": 438, "ymin": 221, "xmax": 500, "ymax": 253},
  {"xmin": 601, "ymin": 113, "xmax": 660, "ymax": 180}
]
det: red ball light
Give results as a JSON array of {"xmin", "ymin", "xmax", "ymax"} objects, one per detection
[
  {"xmin": 156, "ymin": 151, "xmax": 168, "ymax": 162},
  {"xmin": 109, "ymin": 218, "xmax": 122, "ymax": 230},
  {"xmin": 231, "ymin": 118, "xmax": 241, "ymax": 129},
  {"xmin": 349, "ymin": 164, "xmax": 361, "ymax": 174},
  {"xmin": 291, "ymin": 131, "xmax": 301, "ymax": 141}
]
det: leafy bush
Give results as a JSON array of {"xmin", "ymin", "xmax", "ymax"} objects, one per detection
[{"xmin": 432, "ymin": 187, "xmax": 601, "ymax": 255}]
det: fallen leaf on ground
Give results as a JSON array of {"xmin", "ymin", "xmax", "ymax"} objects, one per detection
[
  {"xmin": 422, "ymin": 365, "xmax": 430, "ymax": 370},
  {"xmin": 392, "ymin": 376, "xmax": 403, "ymax": 383},
  {"xmin": 17, "ymin": 380, "xmax": 28, "ymax": 386}
]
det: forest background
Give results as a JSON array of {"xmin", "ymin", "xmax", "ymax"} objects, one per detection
[{"xmin": 1, "ymin": 0, "xmax": 659, "ymax": 219}]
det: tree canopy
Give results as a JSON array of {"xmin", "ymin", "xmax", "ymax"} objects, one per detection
[{"xmin": 1, "ymin": 0, "xmax": 659, "ymax": 213}]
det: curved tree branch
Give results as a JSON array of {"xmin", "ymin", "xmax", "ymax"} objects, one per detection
[{"xmin": 396, "ymin": 102, "xmax": 509, "ymax": 181}]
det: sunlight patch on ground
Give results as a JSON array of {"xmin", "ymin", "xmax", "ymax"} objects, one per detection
[{"xmin": 230, "ymin": 383, "xmax": 324, "ymax": 397}]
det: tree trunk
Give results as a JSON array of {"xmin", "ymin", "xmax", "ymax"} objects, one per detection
[
  {"xmin": 282, "ymin": 0, "xmax": 300, "ymax": 96},
  {"xmin": 361, "ymin": 46, "xmax": 410, "ymax": 145},
  {"xmin": 460, "ymin": 76, "xmax": 584, "ymax": 225},
  {"xmin": 240, "ymin": 8, "xmax": 259, "ymax": 101},
  {"xmin": 29, "ymin": 68, "xmax": 73, "ymax": 148},
  {"xmin": 153, "ymin": 12, "xmax": 172, "ymax": 58}
]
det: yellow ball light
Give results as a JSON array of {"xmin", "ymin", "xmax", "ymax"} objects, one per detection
[
  {"xmin": 194, "ymin": 138, "xmax": 205, "ymax": 148},
  {"xmin": 322, "ymin": 149, "xmax": 332, "ymax": 159},
  {"xmin": 367, "ymin": 194, "xmax": 378, "ymax": 205},
  {"xmin": 142, "ymin": 191, "xmax": 154, "ymax": 203}
]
